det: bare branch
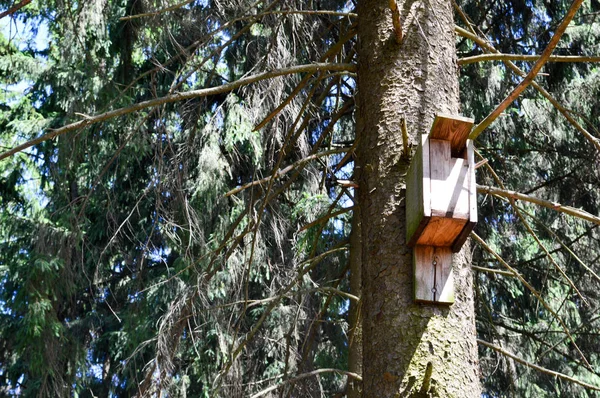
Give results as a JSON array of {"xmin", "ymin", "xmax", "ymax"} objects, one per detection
[
  {"xmin": 250, "ymin": 368, "xmax": 362, "ymax": 398},
  {"xmin": 121, "ymin": 7, "xmax": 357, "ymax": 21},
  {"xmin": 478, "ymin": 339, "xmax": 600, "ymax": 391},
  {"xmin": 0, "ymin": 63, "xmax": 356, "ymax": 162},
  {"xmin": 298, "ymin": 206, "xmax": 354, "ymax": 232},
  {"xmin": 456, "ymin": 26, "xmax": 600, "ymax": 152},
  {"xmin": 470, "ymin": 0, "xmax": 585, "ymax": 140},
  {"xmin": 471, "ymin": 232, "xmax": 592, "ymax": 370},
  {"xmin": 459, "ymin": 53, "xmax": 600, "ymax": 65},
  {"xmin": 225, "ymin": 147, "xmax": 351, "ymax": 197},
  {"xmin": 477, "ymin": 184, "xmax": 600, "ymax": 225},
  {"xmin": 0, "ymin": 0, "xmax": 32, "ymax": 20}
]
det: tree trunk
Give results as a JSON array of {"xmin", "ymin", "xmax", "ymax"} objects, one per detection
[
  {"xmin": 348, "ymin": 205, "xmax": 363, "ymax": 398},
  {"xmin": 355, "ymin": 0, "xmax": 481, "ymax": 396}
]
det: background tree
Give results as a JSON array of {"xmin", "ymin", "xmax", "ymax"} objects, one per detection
[{"xmin": 0, "ymin": 0, "xmax": 599, "ymax": 397}]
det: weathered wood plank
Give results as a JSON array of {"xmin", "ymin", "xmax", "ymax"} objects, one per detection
[
  {"xmin": 429, "ymin": 114, "xmax": 474, "ymax": 157},
  {"xmin": 451, "ymin": 140, "xmax": 478, "ymax": 252},
  {"xmin": 416, "ymin": 216, "xmax": 467, "ymax": 247},
  {"xmin": 406, "ymin": 134, "xmax": 431, "ymax": 246},
  {"xmin": 414, "ymin": 245, "xmax": 454, "ymax": 304},
  {"xmin": 429, "ymin": 139, "xmax": 470, "ymax": 220}
]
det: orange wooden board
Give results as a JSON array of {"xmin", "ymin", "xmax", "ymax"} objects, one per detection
[
  {"xmin": 429, "ymin": 114, "xmax": 474, "ymax": 157},
  {"xmin": 415, "ymin": 216, "xmax": 467, "ymax": 247}
]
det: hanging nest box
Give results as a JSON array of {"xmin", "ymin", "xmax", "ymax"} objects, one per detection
[{"xmin": 406, "ymin": 114, "xmax": 477, "ymax": 304}]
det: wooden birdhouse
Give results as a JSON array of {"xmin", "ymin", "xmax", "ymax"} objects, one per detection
[{"xmin": 406, "ymin": 114, "xmax": 477, "ymax": 305}]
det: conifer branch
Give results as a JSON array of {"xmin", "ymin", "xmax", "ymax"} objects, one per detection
[
  {"xmin": 470, "ymin": 0, "xmax": 585, "ymax": 140},
  {"xmin": 214, "ymin": 244, "xmax": 350, "ymax": 392},
  {"xmin": 298, "ymin": 206, "xmax": 354, "ymax": 232},
  {"xmin": 459, "ymin": 53, "xmax": 600, "ymax": 65},
  {"xmin": 471, "ymin": 232, "xmax": 592, "ymax": 370},
  {"xmin": 225, "ymin": 147, "xmax": 351, "ymax": 197},
  {"xmin": 250, "ymin": 368, "xmax": 362, "ymax": 398},
  {"xmin": 0, "ymin": 63, "xmax": 356, "ymax": 162},
  {"xmin": 253, "ymin": 27, "xmax": 357, "ymax": 131},
  {"xmin": 477, "ymin": 339, "xmax": 600, "ymax": 391},
  {"xmin": 121, "ymin": 6, "xmax": 357, "ymax": 21},
  {"xmin": 516, "ymin": 205, "xmax": 600, "ymax": 285},
  {"xmin": 119, "ymin": 0, "xmax": 197, "ymax": 20},
  {"xmin": 475, "ymin": 150, "xmax": 589, "ymax": 304}
]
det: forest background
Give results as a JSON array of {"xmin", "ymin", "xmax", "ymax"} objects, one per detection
[{"xmin": 1, "ymin": 0, "xmax": 600, "ymax": 396}]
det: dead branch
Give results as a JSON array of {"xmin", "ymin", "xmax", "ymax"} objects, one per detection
[
  {"xmin": 470, "ymin": 0, "xmax": 585, "ymax": 140},
  {"xmin": 459, "ymin": 53, "xmax": 600, "ymax": 65},
  {"xmin": 477, "ymin": 184, "xmax": 600, "ymax": 225},
  {"xmin": 250, "ymin": 368, "xmax": 362, "ymax": 398},
  {"xmin": 478, "ymin": 339, "xmax": 600, "ymax": 391},
  {"xmin": 471, "ymin": 232, "xmax": 592, "ymax": 370},
  {"xmin": 0, "ymin": 0, "xmax": 32, "ymax": 20}
]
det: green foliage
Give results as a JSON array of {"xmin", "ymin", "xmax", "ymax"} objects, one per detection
[{"xmin": 1, "ymin": 0, "xmax": 600, "ymax": 396}]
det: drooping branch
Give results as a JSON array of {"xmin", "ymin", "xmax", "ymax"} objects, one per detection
[
  {"xmin": 0, "ymin": 63, "xmax": 356, "ymax": 162},
  {"xmin": 213, "ymin": 244, "xmax": 350, "ymax": 393},
  {"xmin": 250, "ymin": 368, "xmax": 362, "ymax": 398},
  {"xmin": 477, "ymin": 339, "xmax": 600, "ymax": 391},
  {"xmin": 225, "ymin": 147, "xmax": 351, "ymax": 197},
  {"xmin": 477, "ymin": 184, "xmax": 600, "ymax": 225},
  {"xmin": 470, "ymin": 0, "xmax": 585, "ymax": 140},
  {"xmin": 0, "ymin": 0, "xmax": 32, "ymax": 20},
  {"xmin": 471, "ymin": 232, "xmax": 592, "ymax": 370},
  {"xmin": 459, "ymin": 54, "xmax": 600, "ymax": 65}
]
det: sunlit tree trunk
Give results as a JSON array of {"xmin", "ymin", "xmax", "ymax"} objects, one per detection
[{"xmin": 355, "ymin": 0, "xmax": 481, "ymax": 396}]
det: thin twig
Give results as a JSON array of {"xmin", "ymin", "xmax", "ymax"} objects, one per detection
[
  {"xmin": 298, "ymin": 206, "xmax": 354, "ymax": 232},
  {"xmin": 471, "ymin": 232, "xmax": 592, "ymax": 370},
  {"xmin": 225, "ymin": 147, "xmax": 351, "ymax": 197}
]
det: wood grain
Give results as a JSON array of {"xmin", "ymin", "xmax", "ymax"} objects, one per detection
[
  {"xmin": 414, "ymin": 245, "xmax": 454, "ymax": 304},
  {"xmin": 416, "ymin": 216, "xmax": 467, "ymax": 247},
  {"xmin": 406, "ymin": 134, "xmax": 431, "ymax": 246},
  {"xmin": 429, "ymin": 114, "xmax": 474, "ymax": 157}
]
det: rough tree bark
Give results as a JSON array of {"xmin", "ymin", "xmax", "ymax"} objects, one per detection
[
  {"xmin": 348, "ymin": 206, "xmax": 363, "ymax": 398},
  {"xmin": 355, "ymin": 0, "xmax": 481, "ymax": 396}
]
